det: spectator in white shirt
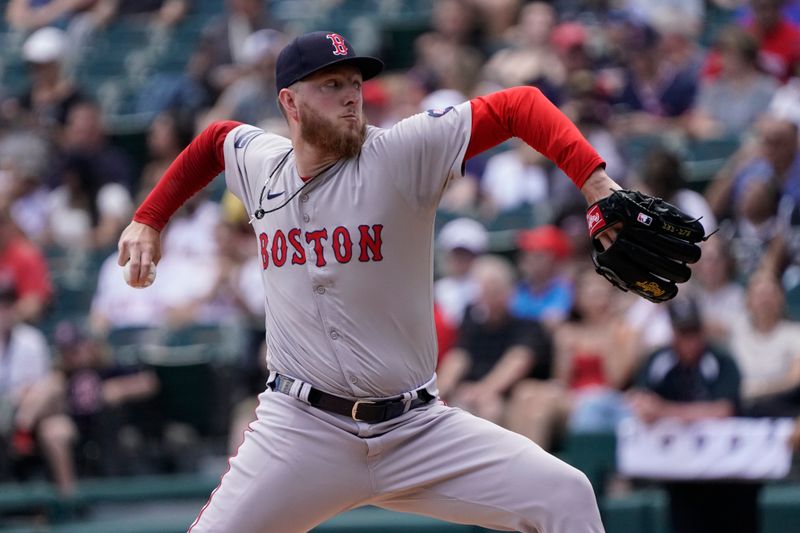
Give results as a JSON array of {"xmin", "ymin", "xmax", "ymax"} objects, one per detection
[
  {"xmin": 731, "ymin": 272, "xmax": 800, "ymax": 417},
  {"xmin": 0, "ymin": 283, "xmax": 74, "ymax": 495},
  {"xmin": 434, "ymin": 218, "xmax": 488, "ymax": 327}
]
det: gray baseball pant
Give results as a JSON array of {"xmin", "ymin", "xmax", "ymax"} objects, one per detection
[{"xmin": 188, "ymin": 387, "xmax": 604, "ymax": 533}]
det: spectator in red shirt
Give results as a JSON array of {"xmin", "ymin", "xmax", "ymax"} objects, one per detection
[
  {"xmin": 751, "ymin": 0, "xmax": 800, "ymax": 81},
  {"xmin": 0, "ymin": 210, "xmax": 52, "ymax": 323},
  {"xmin": 704, "ymin": 0, "xmax": 800, "ymax": 83},
  {"xmin": 434, "ymin": 302, "xmax": 457, "ymax": 367}
]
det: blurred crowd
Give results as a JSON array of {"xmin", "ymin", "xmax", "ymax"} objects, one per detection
[{"xmin": 0, "ymin": 1, "xmax": 799, "ymax": 528}]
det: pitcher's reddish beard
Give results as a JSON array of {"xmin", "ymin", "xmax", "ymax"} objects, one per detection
[{"xmin": 298, "ymin": 102, "xmax": 366, "ymax": 159}]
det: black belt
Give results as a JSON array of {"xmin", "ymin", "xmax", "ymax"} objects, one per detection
[{"xmin": 270, "ymin": 374, "xmax": 436, "ymax": 424}]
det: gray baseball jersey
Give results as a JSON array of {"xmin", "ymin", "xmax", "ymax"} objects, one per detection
[
  {"xmin": 223, "ymin": 103, "xmax": 471, "ymax": 398},
  {"xmin": 189, "ymin": 105, "xmax": 605, "ymax": 533}
]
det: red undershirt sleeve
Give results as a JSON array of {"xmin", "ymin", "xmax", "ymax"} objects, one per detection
[
  {"xmin": 133, "ymin": 120, "xmax": 243, "ymax": 231},
  {"xmin": 466, "ymin": 86, "xmax": 605, "ymax": 189}
]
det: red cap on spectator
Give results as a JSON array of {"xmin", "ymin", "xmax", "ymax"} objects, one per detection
[
  {"xmin": 362, "ymin": 79, "xmax": 388, "ymax": 107},
  {"xmin": 517, "ymin": 225, "xmax": 572, "ymax": 259},
  {"xmin": 551, "ymin": 22, "xmax": 587, "ymax": 53}
]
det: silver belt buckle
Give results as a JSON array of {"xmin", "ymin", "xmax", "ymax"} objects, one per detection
[{"xmin": 351, "ymin": 400, "xmax": 376, "ymax": 421}]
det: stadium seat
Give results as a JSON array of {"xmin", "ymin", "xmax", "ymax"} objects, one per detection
[
  {"xmin": 619, "ymin": 134, "xmax": 671, "ymax": 168},
  {"xmin": 159, "ymin": 323, "xmax": 245, "ymax": 363},
  {"xmin": 51, "ymin": 285, "xmax": 95, "ymax": 319},
  {"xmin": 106, "ymin": 326, "xmax": 162, "ymax": 365},
  {"xmin": 684, "ymin": 136, "xmax": 740, "ymax": 189},
  {"xmin": 485, "ymin": 204, "xmax": 537, "ymax": 233},
  {"xmin": 0, "ymin": 482, "xmax": 58, "ymax": 514},
  {"xmin": 0, "ymin": 57, "xmax": 28, "ymax": 94},
  {"xmin": 761, "ymin": 483, "xmax": 800, "ymax": 533},
  {"xmin": 43, "ymin": 270, "xmax": 99, "ymax": 337},
  {"xmin": 785, "ymin": 283, "xmax": 800, "ymax": 321},
  {"xmin": 434, "ymin": 209, "xmax": 467, "ymax": 237},
  {"xmin": 109, "ymin": 130, "xmax": 149, "ymax": 176},
  {"xmin": 558, "ymin": 431, "xmax": 617, "ymax": 496},
  {"xmin": 600, "ymin": 489, "xmax": 669, "ymax": 533},
  {"xmin": 143, "ymin": 349, "xmax": 218, "ymax": 435},
  {"xmin": 699, "ymin": 1, "xmax": 738, "ymax": 47}
]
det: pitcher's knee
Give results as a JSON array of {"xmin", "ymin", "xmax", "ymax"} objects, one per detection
[
  {"xmin": 512, "ymin": 463, "xmax": 602, "ymax": 533},
  {"xmin": 562, "ymin": 467, "xmax": 596, "ymax": 506},
  {"xmin": 546, "ymin": 466, "xmax": 602, "ymax": 529}
]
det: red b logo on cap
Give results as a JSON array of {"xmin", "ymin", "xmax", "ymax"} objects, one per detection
[{"xmin": 326, "ymin": 33, "xmax": 348, "ymax": 56}]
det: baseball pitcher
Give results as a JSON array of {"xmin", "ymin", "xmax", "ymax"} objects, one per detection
[{"xmin": 118, "ymin": 31, "xmax": 704, "ymax": 533}]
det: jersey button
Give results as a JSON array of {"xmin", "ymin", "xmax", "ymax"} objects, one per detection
[
  {"xmin": 303, "ymin": 214, "xmax": 310, "ymax": 223},
  {"xmin": 330, "ymin": 330, "xmax": 339, "ymax": 340},
  {"xmin": 300, "ymin": 194, "xmax": 309, "ymax": 203},
  {"xmin": 349, "ymin": 375, "xmax": 359, "ymax": 384},
  {"xmin": 315, "ymin": 285, "xmax": 325, "ymax": 295}
]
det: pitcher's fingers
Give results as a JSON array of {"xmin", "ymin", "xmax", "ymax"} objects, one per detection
[
  {"xmin": 128, "ymin": 255, "xmax": 143, "ymax": 285},
  {"xmin": 140, "ymin": 250, "xmax": 153, "ymax": 282},
  {"xmin": 117, "ymin": 240, "xmax": 131, "ymax": 267},
  {"xmin": 598, "ymin": 230, "xmax": 618, "ymax": 250},
  {"xmin": 597, "ymin": 226, "xmax": 620, "ymax": 251}
]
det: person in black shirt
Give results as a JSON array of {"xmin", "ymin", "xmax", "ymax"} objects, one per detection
[
  {"xmin": 12, "ymin": 27, "xmax": 87, "ymax": 129},
  {"xmin": 50, "ymin": 321, "xmax": 159, "ymax": 477},
  {"xmin": 629, "ymin": 296, "xmax": 759, "ymax": 533},
  {"xmin": 437, "ymin": 255, "xmax": 550, "ymax": 424}
]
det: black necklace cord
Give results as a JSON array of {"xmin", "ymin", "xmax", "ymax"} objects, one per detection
[{"xmin": 250, "ymin": 149, "xmax": 338, "ymax": 222}]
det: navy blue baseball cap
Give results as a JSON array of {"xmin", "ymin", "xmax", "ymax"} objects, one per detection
[
  {"xmin": 667, "ymin": 296, "xmax": 703, "ymax": 332},
  {"xmin": 275, "ymin": 31, "xmax": 384, "ymax": 94}
]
